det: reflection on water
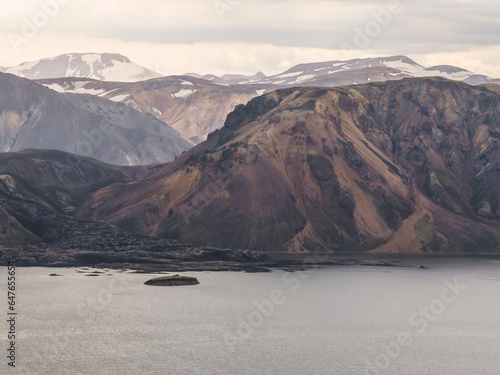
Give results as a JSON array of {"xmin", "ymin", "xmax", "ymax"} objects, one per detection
[{"xmin": 1, "ymin": 257, "xmax": 499, "ymax": 375}]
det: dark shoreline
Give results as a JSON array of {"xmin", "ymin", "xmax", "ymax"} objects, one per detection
[{"xmin": 3, "ymin": 253, "xmax": 499, "ymax": 273}]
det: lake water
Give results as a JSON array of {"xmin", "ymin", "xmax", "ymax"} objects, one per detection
[{"xmin": 1, "ymin": 257, "xmax": 500, "ymax": 374}]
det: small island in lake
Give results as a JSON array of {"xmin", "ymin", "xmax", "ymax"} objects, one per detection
[{"xmin": 144, "ymin": 275, "xmax": 200, "ymax": 286}]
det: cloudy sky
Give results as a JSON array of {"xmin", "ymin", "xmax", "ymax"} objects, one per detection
[{"xmin": 0, "ymin": 0, "xmax": 499, "ymax": 76}]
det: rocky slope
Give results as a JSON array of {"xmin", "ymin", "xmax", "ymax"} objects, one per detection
[
  {"xmin": 0, "ymin": 73, "xmax": 193, "ymax": 165},
  {"xmin": 83, "ymin": 78, "xmax": 500, "ymax": 254},
  {"xmin": 0, "ymin": 150, "xmax": 265, "ymax": 269}
]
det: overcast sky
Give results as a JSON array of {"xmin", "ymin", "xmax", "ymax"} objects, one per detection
[{"xmin": 0, "ymin": 0, "xmax": 499, "ymax": 76}]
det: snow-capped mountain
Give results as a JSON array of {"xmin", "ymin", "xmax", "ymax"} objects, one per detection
[
  {"xmin": 464, "ymin": 74, "xmax": 500, "ymax": 86},
  {"xmin": 181, "ymin": 56, "xmax": 497, "ymax": 88},
  {"xmin": 244, "ymin": 56, "xmax": 480, "ymax": 87},
  {"xmin": 32, "ymin": 54, "xmax": 499, "ymax": 144},
  {"xmin": 2, "ymin": 53, "xmax": 163, "ymax": 82}
]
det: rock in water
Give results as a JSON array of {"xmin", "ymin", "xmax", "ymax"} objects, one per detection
[{"xmin": 144, "ymin": 275, "xmax": 200, "ymax": 286}]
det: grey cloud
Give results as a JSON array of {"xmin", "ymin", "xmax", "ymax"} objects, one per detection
[{"xmin": 49, "ymin": 1, "xmax": 500, "ymax": 49}]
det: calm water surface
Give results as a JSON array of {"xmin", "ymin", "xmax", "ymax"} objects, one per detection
[{"xmin": 1, "ymin": 257, "xmax": 499, "ymax": 374}]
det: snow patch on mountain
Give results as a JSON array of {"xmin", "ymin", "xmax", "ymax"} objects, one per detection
[
  {"xmin": 276, "ymin": 71, "xmax": 303, "ymax": 79},
  {"xmin": 382, "ymin": 58, "xmax": 423, "ymax": 75},
  {"xmin": 172, "ymin": 89, "xmax": 197, "ymax": 98},
  {"xmin": 289, "ymin": 74, "xmax": 316, "ymax": 84},
  {"xmin": 110, "ymin": 94, "xmax": 130, "ymax": 102},
  {"xmin": 44, "ymin": 81, "xmax": 106, "ymax": 95}
]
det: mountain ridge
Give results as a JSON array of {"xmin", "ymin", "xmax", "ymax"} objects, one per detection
[
  {"xmin": 32, "ymin": 54, "xmax": 500, "ymax": 143},
  {"xmin": 0, "ymin": 72, "xmax": 193, "ymax": 165},
  {"xmin": 35, "ymin": 75, "xmax": 268, "ymax": 143}
]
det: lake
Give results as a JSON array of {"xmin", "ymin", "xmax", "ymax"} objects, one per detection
[{"xmin": 1, "ymin": 257, "xmax": 499, "ymax": 374}]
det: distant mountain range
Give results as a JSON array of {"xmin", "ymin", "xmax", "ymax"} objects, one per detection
[
  {"xmin": 34, "ymin": 75, "xmax": 265, "ymax": 143},
  {"xmin": 234, "ymin": 55, "xmax": 500, "ymax": 87},
  {"xmin": 14, "ymin": 53, "xmax": 498, "ymax": 143},
  {"xmin": 1, "ymin": 53, "xmax": 500, "ymax": 164},
  {"xmin": 186, "ymin": 55, "xmax": 500, "ymax": 87},
  {"xmin": 185, "ymin": 71, "xmax": 267, "ymax": 85},
  {"xmin": 4, "ymin": 54, "xmax": 499, "ymax": 87},
  {"xmin": 0, "ymin": 73, "xmax": 193, "ymax": 165},
  {"xmin": 0, "ymin": 53, "xmax": 163, "ymax": 82}
]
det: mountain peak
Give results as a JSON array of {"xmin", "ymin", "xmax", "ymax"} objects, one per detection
[
  {"xmin": 2, "ymin": 53, "xmax": 163, "ymax": 82},
  {"xmin": 67, "ymin": 52, "xmax": 131, "ymax": 64}
]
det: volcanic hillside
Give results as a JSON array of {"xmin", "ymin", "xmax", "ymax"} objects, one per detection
[{"xmin": 80, "ymin": 78, "xmax": 500, "ymax": 253}]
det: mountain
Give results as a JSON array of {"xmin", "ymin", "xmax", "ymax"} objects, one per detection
[
  {"xmin": 36, "ymin": 75, "xmax": 268, "ymax": 143},
  {"xmin": 221, "ymin": 71, "xmax": 267, "ymax": 83},
  {"xmin": 0, "ymin": 148, "xmax": 154, "ymax": 249},
  {"xmin": 185, "ymin": 56, "xmax": 497, "ymax": 88},
  {"xmin": 82, "ymin": 78, "xmax": 500, "ymax": 254},
  {"xmin": 0, "ymin": 73, "xmax": 193, "ymax": 165},
  {"xmin": 247, "ymin": 56, "xmax": 481, "ymax": 87},
  {"xmin": 0, "ymin": 149, "xmax": 264, "ymax": 268},
  {"xmin": 184, "ymin": 72, "xmax": 267, "ymax": 85},
  {"xmin": 464, "ymin": 75, "xmax": 500, "ymax": 86},
  {"xmin": 183, "ymin": 56, "xmax": 499, "ymax": 88},
  {"xmin": 1, "ymin": 53, "xmax": 163, "ymax": 82},
  {"xmin": 36, "ymin": 55, "xmax": 499, "ymax": 144},
  {"xmin": 184, "ymin": 73, "xmax": 228, "ymax": 84}
]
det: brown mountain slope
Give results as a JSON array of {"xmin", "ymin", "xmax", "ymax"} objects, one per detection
[
  {"xmin": 0, "ymin": 150, "xmax": 265, "ymax": 267},
  {"xmin": 83, "ymin": 78, "xmax": 500, "ymax": 253}
]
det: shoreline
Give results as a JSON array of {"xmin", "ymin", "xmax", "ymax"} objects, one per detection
[{"xmin": 2, "ymin": 253, "xmax": 499, "ymax": 273}]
